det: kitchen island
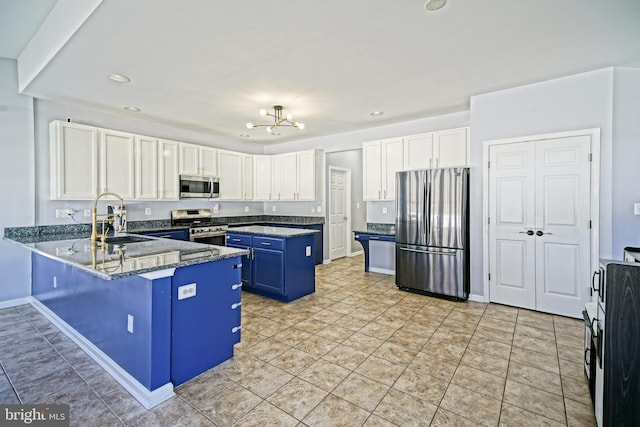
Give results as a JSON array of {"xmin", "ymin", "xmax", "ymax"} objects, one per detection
[
  {"xmin": 226, "ymin": 225, "xmax": 318, "ymax": 302},
  {"xmin": 5, "ymin": 232, "xmax": 248, "ymax": 409}
]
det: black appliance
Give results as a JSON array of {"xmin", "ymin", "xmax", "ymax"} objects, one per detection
[{"xmin": 171, "ymin": 209, "xmax": 227, "ymax": 246}]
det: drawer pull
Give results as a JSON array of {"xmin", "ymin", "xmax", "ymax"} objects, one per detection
[
  {"xmin": 231, "ymin": 302, "xmax": 242, "ymax": 309},
  {"xmin": 231, "ymin": 283, "xmax": 241, "ymax": 290},
  {"xmin": 232, "ymin": 326, "xmax": 242, "ymax": 333},
  {"xmin": 231, "ymin": 238, "xmax": 241, "ymax": 242},
  {"xmin": 261, "ymin": 242, "xmax": 271, "ymax": 246}
]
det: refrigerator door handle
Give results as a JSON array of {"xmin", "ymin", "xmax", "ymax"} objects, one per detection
[{"xmin": 399, "ymin": 247, "xmax": 457, "ymax": 256}]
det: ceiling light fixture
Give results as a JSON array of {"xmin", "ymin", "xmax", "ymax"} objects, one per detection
[
  {"xmin": 424, "ymin": 0, "xmax": 446, "ymax": 11},
  {"xmin": 370, "ymin": 111, "xmax": 384, "ymax": 117},
  {"xmin": 246, "ymin": 105, "xmax": 305, "ymax": 135},
  {"xmin": 107, "ymin": 73, "xmax": 131, "ymax": 83},
  {"xmin": 124, "ymin": 106, "xmax": 141, "ymax": 112}
]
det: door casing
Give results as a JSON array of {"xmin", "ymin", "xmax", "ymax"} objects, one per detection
[
  {"xmin": 482, "ymin": 128, "xmax": 600, "ymax": 310},
  {"xmin": 328, "ymin": 166, "xmax": 353, "ymax": 259}
]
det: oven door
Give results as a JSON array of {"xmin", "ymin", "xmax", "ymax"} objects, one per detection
[{"xmin": 191, "ymin": 232, "xmax": 226, "ymax": 246}]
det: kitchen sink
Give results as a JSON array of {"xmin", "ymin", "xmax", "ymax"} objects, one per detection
[{"xmin": 103, "ymin": 235, "xmax": 150, "ymax": 245}]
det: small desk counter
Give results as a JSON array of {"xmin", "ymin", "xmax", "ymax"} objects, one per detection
[{"xmin": 354, "ymin": 225, "xmax": 395, "ymax": 274}]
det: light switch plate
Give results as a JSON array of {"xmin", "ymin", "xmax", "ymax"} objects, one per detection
[{"xmin": 635, "ymin": 203, "xmax": 640, "ymax": 215}]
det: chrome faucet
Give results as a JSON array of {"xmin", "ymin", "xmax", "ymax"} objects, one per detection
[{"xmin": 91, "ymin": 192, "xmax": 125, "ymax": 246}]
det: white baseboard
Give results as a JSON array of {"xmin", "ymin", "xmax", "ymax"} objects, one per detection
[
  {"xmin": 322, "ymin": 259, "xmax": 331, "ymax": 264},
  {"xmin": 369, "ymin": 267, "xmax": 395, "ymax": 275},
  {"xmin": 30, "ymin": 297, "xmax": 174, "ymax": 409},
  {"xmin": 0, "ymin": 296, "xmax": 32, "ymax": 310},
  {"xmin": 468, "ymin": 293, "xmax": 486, "ymax": 303},
  {"xmin": 348, "ymin": 250, "xmax": 364, "ymax": 257}
]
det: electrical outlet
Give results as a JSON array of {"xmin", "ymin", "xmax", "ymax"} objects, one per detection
[
  {"xmin": 356, "ymin": 202, "xmax": 360, "ymax": 209},
  {"xmin": 382, "ymin": 207, "xmax": 388, "ymax": 214},
  {"xmin": 53, "ymin": 276, "xmax": 57, "ymax": 289},
  {"xmin": 311, "ymin": 206, "xmax": 316, "ymax": 213},
  {"xmin": 306, "ymin": 246, "xmax": 311, "ymax": 257},
  {"xmin": 272, "ymin": 205, "xmax": 276, "ymax": 212},
  {"xmin": 178, "ymin": 283, "xmax": 197, "ymax": 300},
  {"xmin": 55, "ymin": 208, "xmax": 74, "ymax": 218},
  {"xmin": 244, "ymin": 206, "xmax": 249, "ymax": 213},
  {"xmin": 145, "ymin": 208, "xmax": 151, "ymax": 216},
  {"xmin": 127, "ymin": 314, "xmax": 134, "ymax": 333},
  {"xmin": 316, "ymin": 205, "xmax": 321, "ymax": 213},
  {"xmin": 635, "ymin": 203, "xmax": 640, "ymax": 215},
  {"xmin": 213, "ymin": 204, "xmax": 219, "ymax": 213},
  {"xmin": 84, "ymin": 209, "xmax": 91, "ymax": 217}
]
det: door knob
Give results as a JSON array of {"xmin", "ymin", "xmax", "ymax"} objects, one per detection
[
  {"xmin": 536, "ymin": 230, "xmax": 552, "ymax": 236},
  {"xmin": 519, "ymin": 230, "xmax": 534, "ymax": 236}
]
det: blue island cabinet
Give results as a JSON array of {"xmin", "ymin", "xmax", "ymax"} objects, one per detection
[
  {"xmin": 227, "ymin": 232, "xmax": 315, "ymax": 302},
  {"xmin": 31, "ymin": 251, "xmax": 242, "ymax": 404}
]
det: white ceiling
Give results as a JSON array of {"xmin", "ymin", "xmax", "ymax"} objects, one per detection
[{"xmin": 3, "ymin": 0, "xmax": 640, "ymax": 145}]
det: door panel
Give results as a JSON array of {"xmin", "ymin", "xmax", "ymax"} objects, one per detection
[
  {"xmin": 489, "ymin": 142, "xmax": 536, "ymax": 309},
  {"xmin": 330, "ymin": 170, "xmax": 347, "ymax": 259},
  {"xmin": 535, "ymin": 136, "xmax": 591, "ymax": 317}
]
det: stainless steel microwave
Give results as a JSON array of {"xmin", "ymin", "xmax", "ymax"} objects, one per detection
[{"xmin": 179, "ymin": 175, "xmax": 219, "ymax": 199}]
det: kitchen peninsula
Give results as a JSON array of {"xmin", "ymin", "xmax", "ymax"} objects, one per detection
[{"xmin": 4, "ymin": 230, "xmax": 248, "ymax": 409}]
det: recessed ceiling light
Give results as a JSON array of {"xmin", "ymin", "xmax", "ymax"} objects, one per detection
[
  {"xmin": 370, "ymin": 111, "xmax": 384, "ymax": 117},
  {"xmin": 107, "ymin": 73, "xmax": 130, "ymax": 83},
  {"xmin": 425, "ymin": 0, "xmax": 446, "ymax": 11},
  {"xmin": 240, "ymin": 134, "xmax": 251, "ymax": 138},
  {"xmin": 124, "ymin": 106, "xmax": 141, "ymax": 112}
]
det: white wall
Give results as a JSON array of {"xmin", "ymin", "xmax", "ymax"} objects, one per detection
[
  {"xmin": 469, "ymin": 68, "xmax": 615, "ymax": 296},
  {"xmin": 0, "ymin": 59, "xmax": 35, "ymax": 302},
  {"xmin": 612, "ymin": 67, "xmax": 640, "ymax": 258}
]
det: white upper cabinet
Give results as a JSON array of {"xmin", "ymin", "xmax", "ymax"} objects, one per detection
[
  {"xmin": 363, "ymin": 138, "xmax": 403, "ymax": 201},
  {"xmin": 253, "ymin": 155, "xmax": 272, "ymax": 200},
  {"xmin": 404, "ymin": 133, "xmax": 434, "ymax": 170},
  {"xmin": 242, "ymin": 154, "xmax": 254, "ymax": 201},
  {"xmin": 432, "ymin": 127, "xmax": 469, "ymax": 168},
  {"xmin": 99, "ymin": 129, "xmax": 135, "ymax": 199},
  {"xmin": 179, "ymin": 143, "xmax": 218, "ymax": 176},
  {"xmin": 135, "ymin": 135, "xmax": 159, "ymax": 199},
  {"xmin": 296, "ymin": 149, "xmax": 317, "ymax": 201},
  {"xmin": 158, "ymin": 139, "xmax": 179, "ymax": 200},
  {"xmin": 50, "ymin": 121, "xmax": 99, "ymax": 200},
  {"xmin": 200, "ymin": 146, "xmax": 218, "ymax": 176},
  {"xmin": 403, "ymin": 127, "xmax": 469, "ymax": 170},
  {"xmin": 279, "ymin": 152, "xmax": 298, "ymax": 201},
  {"xmin": 217, "ymin": 149, "xmax": 243, "ymax": 200}
]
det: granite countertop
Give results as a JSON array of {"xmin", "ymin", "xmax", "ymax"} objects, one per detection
[
  {"xmin": 227, "ymin": 225, "xmax": 320, "ymax": 237},
  {"xmin": 5, "ymin": 233, "xmax": 248, "ymax": 280},
  {"xmin": 353, "ymin": 223, "xmax": 396, "ymax": 236}
]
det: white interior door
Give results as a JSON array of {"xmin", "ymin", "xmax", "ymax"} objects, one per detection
[
  {"xmin": 489, "ymin": 142, "xmax": 537, "ymax": 309},
  {"xmin": 330, "ymin": 169, "xmax": 347, "ymax": 260},
  {"xmin": 489, "ymin": 135, "xmax": 591, "ymax": 317},
  {"xmin": 534, "ymin": 136, "xmax": 591, "ymax": 317}
]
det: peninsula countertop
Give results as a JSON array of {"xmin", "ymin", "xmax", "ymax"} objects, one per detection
[
  {"xmin": 227, "ymin": 225, "xmax": 320, "ymax": 237},
  {"xmin": 5, "ymin": 233, "xmax": 248, "ymax": 280}
]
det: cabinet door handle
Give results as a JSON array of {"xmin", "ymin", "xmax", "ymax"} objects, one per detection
[
  {"xmin": 435, "ymin": 158, "xmax": 439, "ymax": 168},
  {"xmin": 429, "ymin": 158, "xmax": 432, "ymax": 168},
  {"xmin": 231, "ymin": 283, "xmax": 241, "ymax": 290},
  {"xmin": 231, "ymin": 326, "xmax": 242, "ymax": 333},
  {"xmin": 231, "ymin": 302, "xmax": 242, "ymax": 309},
  {"xmin": 378, "ymin": 190, "xmax": 381, "ymax": 199},
  {"xmin": 251, "ymin": 247, "xmax": 255, "ymax": 259}
]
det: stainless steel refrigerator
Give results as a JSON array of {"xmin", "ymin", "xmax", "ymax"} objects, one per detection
[{"xmin": 395, "ymin": 168, "xmax": 470, "ymax": 300}]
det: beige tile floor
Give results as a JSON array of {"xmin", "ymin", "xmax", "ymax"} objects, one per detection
[{"xmin": 0, "ymin": 254, "xmax": 596, "ymax": 426}]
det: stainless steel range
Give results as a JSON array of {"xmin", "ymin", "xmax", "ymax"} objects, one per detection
[{"xmin": 171, "ymin": 209, "xmax": 227, "ymax": 246}]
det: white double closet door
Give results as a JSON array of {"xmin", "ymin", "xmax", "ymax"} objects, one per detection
[{"xmin": 489, "ymin": 135, "xmax": 591, "ymax": 318}]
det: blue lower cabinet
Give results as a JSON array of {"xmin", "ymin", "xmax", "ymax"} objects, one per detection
[
  {"xmin": 226, "ymin": 234, "xmax": 253, "ymax": 290},
  {"xmin": 226, "ymin": 232, "xmax": 315, "ymax": 302},
  {"xmin": 31, "ymin": 252, "xmax": 242, "ymax": 392},
  {"xmin": 253, "ymin": 247, "xmax": 284, "ymax": 294},
  {"xmin": 171, "ymin": 257, "xmax": 242, "ymax": 386}
]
